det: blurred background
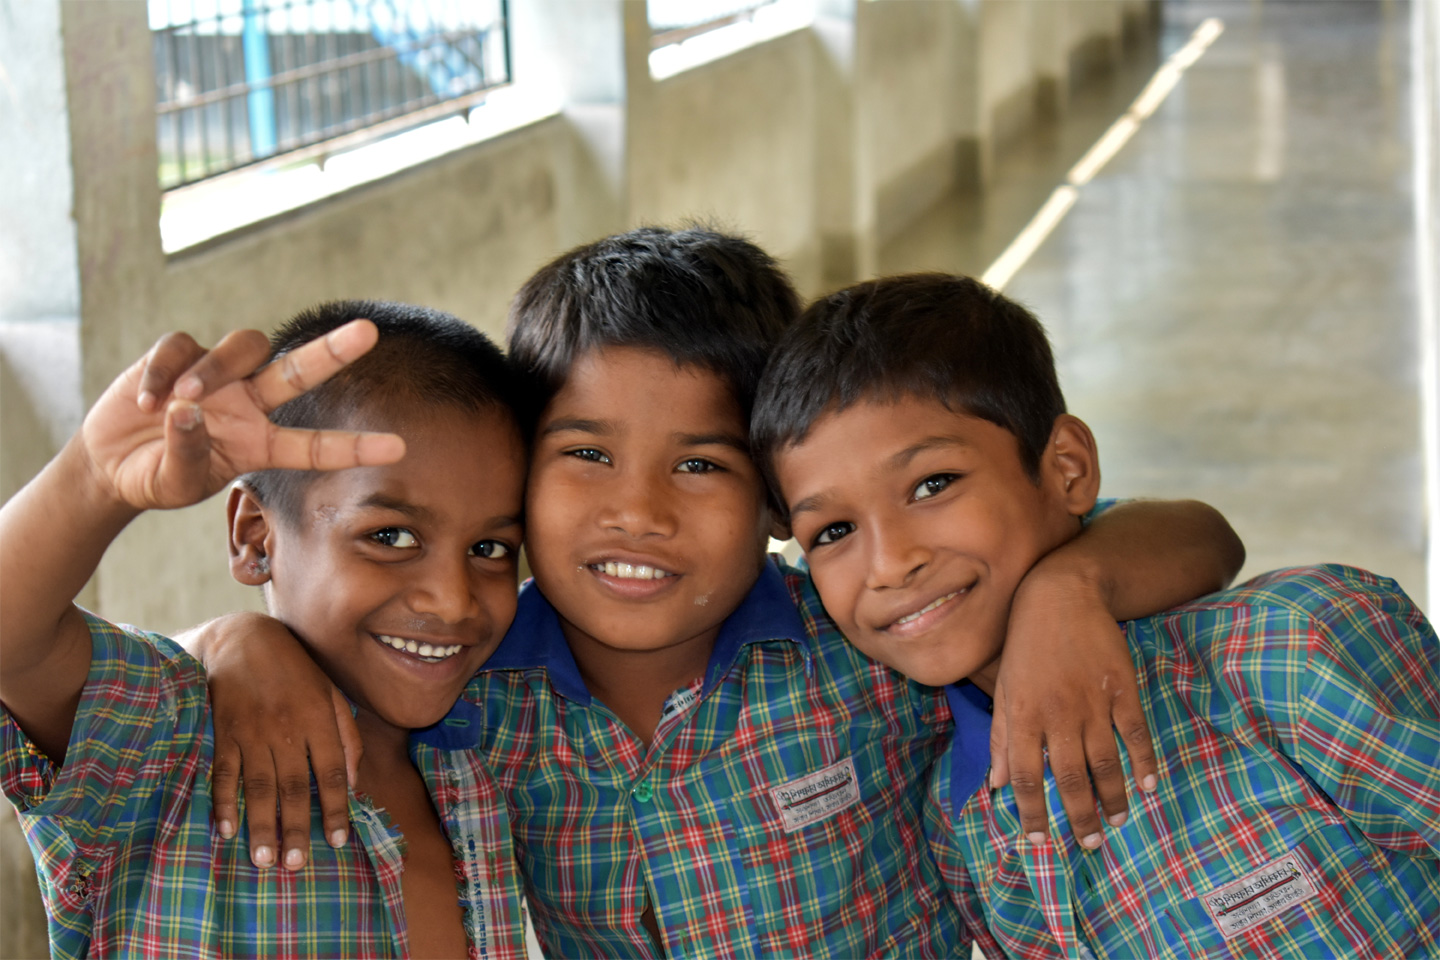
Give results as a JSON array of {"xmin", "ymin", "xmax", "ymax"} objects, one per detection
[{"xmin": 3, "ymin": 0, "xmax": 1438, "ymax": 954}]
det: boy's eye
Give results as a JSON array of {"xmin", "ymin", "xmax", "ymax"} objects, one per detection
[
  {"xmin": 912, "ymin": 473, "xmax": 959, "ymax": 502},
  {"xmin": 470, "ymin": 540, "xmax": 511, "ymax": 560},
  {"xmin": 371, "ymin": 527, "xmax": 419, "ymax": 549},
  {"xmin": 676, "ymin": 457, "xmax": 721, "ymax": 474},
  {"xmin": 566, "ymin": 447, "xmax": 611, "ymax": 465},
  {"xmin": 812, "ymin": 521, "xmax": 856, "ymax": 548}
]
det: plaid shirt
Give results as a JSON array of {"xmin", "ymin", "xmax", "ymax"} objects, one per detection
[
  {"xmin": 0, "ymin": 613, "xmax": 529, "ymax": 960},
  {"xmin": 467, "ymin": 557, "xmax": 963, "ymax": 958},
  {"xmin": 927, "ymin": 565, "xmax": 1440, "ymax": 959}
]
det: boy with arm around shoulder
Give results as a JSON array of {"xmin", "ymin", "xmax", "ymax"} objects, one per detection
[
  {"xmin": 0, "ymin": 303, "xmax": 532, "ymax": 959},
  {"xmin": 753, "ymin": 272, "xmax": 1440, "ymax": 959}
]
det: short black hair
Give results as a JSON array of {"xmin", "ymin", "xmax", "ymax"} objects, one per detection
[
  {"xmin": 244, "ymin": 299, "xmax": 523, "ymax": 521},
  {"xmin": 752, "ymin": 273, "xmax": 1066, "ymax": 505},
  {"xmin": 507, "ymin": 225, "xmax": 801, "ymax": 420}
]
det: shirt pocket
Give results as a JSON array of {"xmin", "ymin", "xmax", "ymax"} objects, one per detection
[{"xmin": 1160, "ymin": 821, "xmax": 1413, "ymax": 958}]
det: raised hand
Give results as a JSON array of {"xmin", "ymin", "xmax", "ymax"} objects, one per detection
[{"xmin": 82, "ymin": 321, "xmax": 404, "ymax": 513}]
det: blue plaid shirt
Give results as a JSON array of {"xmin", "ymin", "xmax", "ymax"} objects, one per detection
[{"xmin": 927, "ymin": 565, "xmax": 1440, "ymax": 959}]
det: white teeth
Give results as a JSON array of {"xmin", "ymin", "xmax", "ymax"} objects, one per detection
[
  {"xmin": 895, "ymin": 591, "xmax": 960, "ymax": 626},
  {"xmin": 376, "ymin": 635, "xmax": 464, "ymax": 661},
  {"xmin": 597, "ymin": 561, "xmax": 673, "ymax": 580}
]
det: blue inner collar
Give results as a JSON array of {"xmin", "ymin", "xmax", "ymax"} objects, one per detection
[{"xmin": 480, "ymin": 556, "xmax": 809, "ymax": 704}]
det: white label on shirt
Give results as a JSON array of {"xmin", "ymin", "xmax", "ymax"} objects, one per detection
[
  {"xmin": 769, "ymin": 757, "xmax": 860, "ymax": 833},
  {"xmin": 1201, "ymin": 849, "xmax": 1319, "ymax": 938}
]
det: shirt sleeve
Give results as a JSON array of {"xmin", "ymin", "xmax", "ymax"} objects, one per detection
[
  {"xmin": 0, "ymin": 611, "xmax": 210, "ymax": 850},
  {"xmin": 1291, "ymin": 569, "xmax": 1440, "ymax": 859}
]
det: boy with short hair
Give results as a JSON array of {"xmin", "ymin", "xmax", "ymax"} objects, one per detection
[
  {"xmin": 0, "ymin": 303, "xmax": 533, "ymax": 958},
  {"xmin": 201, "ymin": 228, "xmax": 1246, "ymax": 957},
  {"xmin": 752, "ymin": 273, "xmax": 1440, "ymax": 958}
]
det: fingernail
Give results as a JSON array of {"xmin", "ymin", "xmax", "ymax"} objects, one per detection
[
  {"xmin": 329, "ymin": 829, "xmax": 347, "ymax": 848},
  {"xmin": 138, "ymin": 390, "xmax": 157, "ymax": 412},
  {"xmin": 284, "ymin": 848, "xmax": 305, "ymax": 869},
  {"xmin": 1107, "ymin": 812, "xmax": 1128, "ymax": 827},
  {"xmin": 175, "ymin": 375, "xmax": 202, "ymax": 399},
  {"xmin": 218, "ymin": 819, "xmax": 234, "ymax": 839},
  {"xmin": 252, "ymin": 845, "xmax": 274, "ymax": 867},
  {"xmin": 1081, "ymin": 832, "xmax": 1103, "ymax": 850},
  {"xmin": 173, "ymin": 400, "xmax": 203, "ymax": 430},
  {"xmin": 1027, "ymin": 832, "xmax": 1047, "ymax": 845},
  {"xmin": 1142, "ymin": 774, "xmax": 1158, "ymax": 792}
]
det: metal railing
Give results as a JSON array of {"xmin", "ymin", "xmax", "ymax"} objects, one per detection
[
  {"xmin": 647, "ymin": 0, "xmax": 779, "ymax": 49},
  {"xmin": 152, "ymin": 0, "xmax": 509, "ymax": 190}
]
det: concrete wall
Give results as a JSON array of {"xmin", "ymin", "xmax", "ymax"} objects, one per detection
[{"xmin": 0, "ymin": 1, "xmax": 1154, "ymax": 955}]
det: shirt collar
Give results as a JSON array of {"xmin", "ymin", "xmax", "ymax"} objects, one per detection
[
  {"xmin": 945, "ymin": 681, "xmax": 994, "ymax": 803},
  {"xmin": 480, "ymin": 557, "xmax": 809, "ymax": 704},
  {"xmin": 406, "ymin": 696, "xmax": 486, "ymax": 751}
]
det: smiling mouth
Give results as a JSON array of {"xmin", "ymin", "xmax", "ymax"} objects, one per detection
[
  {"xmin": 376, "ymin": 634, "xmax": 465, "ymax": 663},
  {"xmin": 889, "ymin": 589, "xmax": 965, "ymax": 629},
  {"xmin": 590, "ymin": 561, "xmax": 674, "ymax": 580}
]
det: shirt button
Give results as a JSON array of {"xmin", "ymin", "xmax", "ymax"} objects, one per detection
[{"xmin": 632, "ymin": 778, "xmax": 653, "ymax": 803}]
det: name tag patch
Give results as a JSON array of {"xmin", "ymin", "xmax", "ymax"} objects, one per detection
[
  {"xmin": 1202, "ymin": 849, "xmax": 1319, "ymax": 938},
  {"xmin": 769, "ymin": 757, "xmax": 860, "ymax": 833}
]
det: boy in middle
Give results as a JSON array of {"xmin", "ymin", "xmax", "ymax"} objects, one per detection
[{"xmin": 198, "ymin": 226, "xmax": 1246, "ymax": 957}]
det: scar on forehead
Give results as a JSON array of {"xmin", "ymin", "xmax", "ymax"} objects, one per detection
[{"xmin": 312, "ymin": 505, "xmax": 340, "ymax": 522}]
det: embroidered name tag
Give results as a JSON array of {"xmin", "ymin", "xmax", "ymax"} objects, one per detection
[
  {"xmin": 769, "ymin": 757, "xmax": 860, "ymax": 833},
  {"xmin": 1202, "ymin": 849, "xmax": 1319, "ymax": 938}
]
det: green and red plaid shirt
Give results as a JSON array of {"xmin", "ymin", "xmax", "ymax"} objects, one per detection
[
  {"xmin": 0, "ymin": 613, "xmax": 529, "ymax": 960},
  {"xmin": 928, "ymin": 565, "xmax": 1440, "ymax": 959},
  {"xmin": 467, "ymin": 557, "xmax": 964, "ymax": 958}
]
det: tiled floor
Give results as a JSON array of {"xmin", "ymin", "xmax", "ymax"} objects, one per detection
[{"xmin": 882, "ymin": 0, "xmax": 1427, "ymax": 605}]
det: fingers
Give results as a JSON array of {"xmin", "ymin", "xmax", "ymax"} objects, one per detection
[
  {"xmin": 138, "ymin": 332, "xmax": 208, "ymax": 413},
  {"xmin": 170, "ymin": 329, "xmax": 272, "ymax": 402},
  {"xmin": 310, "ymin": 686, "xmax": 361, "ymax": 851},
  {"xmin": 1005, "ymin": 720, "xmax": 1054, "ymax": 845},
  {"xmin": 1112, "ymin": 674, "xmax": 1160, "ymax": 796},
  {"xmin": 266, "ymin": 427, "xmax": 406, "ymax": 473},
  {"xmin": 241, "ymin": 752, "xmax": 281, "ymax": 870},
  {"xmin": 1047, "ymin": 735, "xmax": 1106, "ymax": 851},
  {"xmin": 1084, "ymin": 726, "xmax": 1130, "ymax": 830},
  {"xmin": 211, "ymin": 739, "xmax": 243, "ymax": 842},
  {"xmin": 275, "ymin": 742, "xmax": 316, "ymax": 872},
  {"xmin": 249, "ymin": 319, "xmax": 380, "ymax": 411}
]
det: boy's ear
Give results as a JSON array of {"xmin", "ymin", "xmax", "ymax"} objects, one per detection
[
  {"xmin": 1045, "ymin": 414, "xmax": 1101, "ymax": 517},
  {"xmin": 227, "ymin": 483, "xmax": 275, "ymax": 586}
]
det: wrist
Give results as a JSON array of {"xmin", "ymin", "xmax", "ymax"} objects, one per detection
[
  {"xmin": 54, "ymin": 433, "xmax": 143, "ymax": 531},
  {"xmin": 1016, "ymin": 547, "xmax": 1115, "ymax": 615}
]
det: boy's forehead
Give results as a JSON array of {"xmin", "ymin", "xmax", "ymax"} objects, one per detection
[{"xmin": 548, "ymin": 345, "xmax": 747, "ymax": 429}]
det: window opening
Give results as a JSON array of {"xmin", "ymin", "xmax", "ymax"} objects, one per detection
[{"xmin": 151, "ymin": 0, "xmax": 510, "ymax": 191}]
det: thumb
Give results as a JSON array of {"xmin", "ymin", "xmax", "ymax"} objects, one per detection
[
  {"xmin": 154, "ymin": 399, "xmax": 213, "ymax": 504},
  {"xmin": 988, "ymin": 680, "xmax": 1009, "ymax": 789},
  {"xmin": 330, "ymin": 686, "xmax": 363, "ymax": 788}
]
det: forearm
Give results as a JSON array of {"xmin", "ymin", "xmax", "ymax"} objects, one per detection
[
  {"xmin": 1029, "ymin": 499, "xmax": 1244, "ymax": 621},
  {"xmin": 0, "ymin": 434, "xmax": 138, "ymax": 757}
]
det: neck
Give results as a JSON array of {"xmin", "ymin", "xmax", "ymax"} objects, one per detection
[
  {"xmin": 352, "ymin": 708, "xmax": 414, "ymax": 779},
  {"xmin": 966, "ymin": 655, "xmax": 1002, "ymax": 697},
  {"xmin": 561, "ymin": 621, "xmax": 718, "ymax": 747}
]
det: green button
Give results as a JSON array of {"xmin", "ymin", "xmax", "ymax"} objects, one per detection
[{"xmin": 632, "ymin": 779, "xmax": 653, "ymax": 803}]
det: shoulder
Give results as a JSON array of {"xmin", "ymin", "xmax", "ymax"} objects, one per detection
[{"xmin": 1140, "ymin": 565, "xmax": 1434, "ymax": 714}]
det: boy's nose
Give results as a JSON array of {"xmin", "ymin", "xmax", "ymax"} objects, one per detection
[
  {"xmin": 600, "ymin": 471, "xmax": 678, "ymax": 539},
  {"xmin": 411, "ymin": 554, "xmax": 483, "ymax": 624},
  {"xmin": 865, "ymin": 528, "xmax": 929, "ymax": 590}
]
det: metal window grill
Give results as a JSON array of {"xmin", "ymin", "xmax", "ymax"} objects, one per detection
[
  {"xmin": 152, "ymin": 0, "xmax": 510, "ymax": 190},
  {"xmin": 647, "ymin": 0, "xmax": 779, "ymax": 49}
]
